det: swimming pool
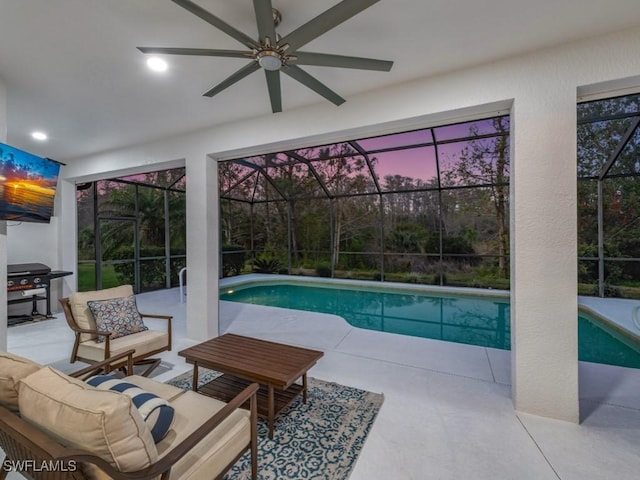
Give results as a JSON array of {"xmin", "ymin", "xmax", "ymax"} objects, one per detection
[{"xmin": 220, "ymin": 281, "xmax": 640, "ymax": 369}]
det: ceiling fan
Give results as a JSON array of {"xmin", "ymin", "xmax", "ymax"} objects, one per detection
[{"xmin": 137, "ymin": 0, "xmax": 393, "ymax": 113}]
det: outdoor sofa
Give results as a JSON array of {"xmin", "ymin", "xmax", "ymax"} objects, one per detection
[{"xmin": 0, "ymin": 350, "xmax": 258, "ymax": 480}]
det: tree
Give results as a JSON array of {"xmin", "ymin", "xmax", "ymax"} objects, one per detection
[
  {"xmin": 440, "ymin": 117, "xmax": 510, "ymax": 277},
  {"xmin": 218, "ymin": 118, "xmax": 512, "ymax": 285},
  {"xmin": 97, "ymin": 170, "xmax": 186, "ymax": 287},
  {"xmin": 577, "ymin": 94, "xmax": 640, "ymax": 291}
]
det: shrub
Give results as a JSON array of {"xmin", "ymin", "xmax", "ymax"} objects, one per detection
[
  {"xmin": 591, "ymin": 283, "xmax": 623, "ymax": 298},
  {"xmin": 315, "ymin": 263, "xmax": 332, "ymax": 277},
  {"xmin": 111, "ymin": 246, "xmax": 167, "ymax": 288},
  {"xmin": 222, "ymin": 244, "xmax": 246, "ymax": 277},
  {"xmin": 253, "ymin": 256, "xmax": 282, "ymax": 274},
  {"xmin": 406, "ymin": 272, "xmax": 421, "ymax": 283}
]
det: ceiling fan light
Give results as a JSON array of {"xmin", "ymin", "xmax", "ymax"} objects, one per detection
[
  {"xmin": 257, "ymin": 51, "xmax": 282, "ymax": 71},
  {"xmin": 31, "ymin": 131, "xmax": 47, "ymax": 141},
  {"xmin": 147, "ymin": 57, "xmax": 168, "ymax": 72}
]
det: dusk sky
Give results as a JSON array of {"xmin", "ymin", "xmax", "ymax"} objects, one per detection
[{"xmin": 224, "ymin": 116, "xmax": 509, "ymax": 196}]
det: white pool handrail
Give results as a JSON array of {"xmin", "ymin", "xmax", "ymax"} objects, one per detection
[
  {"xmin": 633, "ymin": 304, "xmax": 640, "ymax": 332},
  {"xmin": 179, "ymin": 267, "xmax": 187, "ymax": 304}
]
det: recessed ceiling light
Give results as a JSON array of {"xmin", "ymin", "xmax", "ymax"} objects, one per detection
[
  {"xmin": 146, "ymin": 57, "xmax": 168, "ymax": 72},
  {"xmin": 31, "ymin": 131, "xmax": 47, "ymax": 141}
]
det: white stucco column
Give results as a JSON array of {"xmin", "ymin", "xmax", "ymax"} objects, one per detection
[
  {"xmin": 510, "ymin": 83, "xmax": 579, "ymax": 422},
  {"xmin": 58, "ymin": 178, "xmax": 77, "ymax": 296},
  {"xmin": 185, "ymin": 152, "xmax": 219, "ymax": 340},
  {"xmin": 0, "ymin": 77, "xmax": 7, "ymax": 351}
]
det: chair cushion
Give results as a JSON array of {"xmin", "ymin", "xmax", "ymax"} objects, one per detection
[
  {"xmin": 68, "ymin": 285, "xmax": 134, "ymax": 342},
  {"xmin": 77, "ymin": 329, "xmax": 169, "ymax": 363},
  {"xmin": 124, "ymin": 374, "xmax": 186, "ymax": 402},
  {"xmin": 0, "ymin": 352, "xmax": 41, "ymax": 412},
  {"xmin": 18, "ymin": 366, "xmax": 158, "ymax": 474},
  {"xmin": 156, "ymin": 390, "xmax": 251, "ymax": 480},
  {"xmin": 87, "ymin": 295, "xmax": 148, "ymax": 343},
  {"xmin": 87, "ymin": 375, "xmax": 175, "ymax": 443}
]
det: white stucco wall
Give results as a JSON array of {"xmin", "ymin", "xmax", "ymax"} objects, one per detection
[
  {"xmin": 58, "ymin": 26, "xmax": 640, "ymax": 423},
  {"xmin": 5, "ymin": 218, "xmax": 64, "ymax": 317}
]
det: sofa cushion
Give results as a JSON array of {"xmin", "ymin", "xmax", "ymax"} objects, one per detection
[
  {"xmin": 87, "ymin": 375, "xmax": 175, "ymax": 443},
  {"xmin": 0, "ymin": 352, "xmax": 41, "ymax": 412},
  {"xmin": 18, "ymin": 367, "xmax": 158, "ymax": 474},
  {"xmin": 77, "ymin": 329, "xmax": 169, "ymax": 363},
  {"xmin": 68, "ymin": 285, "xmax": 134, "ymax": 342},
  {"xmin": 87, "ymin": 295, "xmax": 148, "ymax": 343},
  {"xmin": 157, "ymin": 390, "xmax": 251, "ymax": 480}
]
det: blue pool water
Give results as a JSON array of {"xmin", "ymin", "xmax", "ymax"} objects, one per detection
[{"xmin": 220, "ymin": 283, "xmax": 640, "ymax": 369}]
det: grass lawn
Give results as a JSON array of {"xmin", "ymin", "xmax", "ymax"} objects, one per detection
[{"xmin": 77, "ymin": 263, "xmax": 120, "ymax": 291}]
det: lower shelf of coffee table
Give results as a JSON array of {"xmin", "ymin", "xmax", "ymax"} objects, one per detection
[{"xmin": 198, "ymin": 373, "xmax": 304, "ymax": 418}]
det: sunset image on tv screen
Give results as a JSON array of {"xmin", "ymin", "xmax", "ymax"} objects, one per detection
[{"xmin": 0, "ymin": 143, "xmax": 61, "ymax": 223}]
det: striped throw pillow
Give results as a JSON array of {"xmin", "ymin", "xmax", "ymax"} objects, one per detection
[{"xmin": 86, "ymin": 375, "xmax": 174, "ymax": 443}]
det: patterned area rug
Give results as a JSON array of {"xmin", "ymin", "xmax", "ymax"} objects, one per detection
[{"xmin": 167, "ymin": 369, "xmax": 384, "ymax": 480}]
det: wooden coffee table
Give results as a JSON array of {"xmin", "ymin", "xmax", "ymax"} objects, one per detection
[{"xmin": 178, "ymin": 333, "xmax": 324, "ymax": 438}]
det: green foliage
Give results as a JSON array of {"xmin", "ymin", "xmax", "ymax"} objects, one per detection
[
  {"xmin": 428, "ymin": 236, "xmax": 476, "ymax": 255},
  {"xmin": 110, "ymin": 246, "xmax": 169, "ymax": 288},
  {"xmin": 578, "ymin": 243, "xmax": 598, "ymax": 283},
  {"xmin": 433, "ymin": 273, "xmax": 445, "ymax": 285},
  {"xmin": 591, "ymin": 283, "xmax": 623, "ymax": 298},
  {"xmin": 405, "ymin": 272, "xmax": 421, "ymax": 283},
  {"xmin": 77, "ymin": 169, "xmax": 187, "ymax": 292},
  {"xmin": 253, "ymin": 255, "xmax": 282, "ymax": 274},
  {"xmin": 169, "ymin": 258, "xmax": 186, "ymax": 288},
  {"xmin": 387, "ymin": 223, "xmax": 429, "ymax": 253},
  {"xmin": 219, "ymin": 119, "xmax": 516, "ymax": 288},
  {"xmin": 77, "ymin": 263, "xmax": 97, "ymax": 291},
  {"xmin": 77, "ymin": 228, "xmax": 95, "ymax": 261},
  {"xmin": 315, "ymin": 263, "xmax": 332, "ymax": 277},
  {"xmin": 221, "ymin": 244, "xmax": 246, "ymax": 277}
]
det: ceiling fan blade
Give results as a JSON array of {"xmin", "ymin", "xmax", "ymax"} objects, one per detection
[
  {"xmin": 264, "ymin": 70, "xmax": 282, "ymax": 113},
  {"xmin": 203, "ymin": 62, "xmax": 261, "ymax": 97},
  {"xmin": 279, "ymin": 0, "xmax": 381, "ymax": 51},
  {"xmin": 292, "ymin": 52, "xmax": 393, "ymax": 71},
  {"xmin": 137, "ymin": 47, "xmax": 252, "ymax": 59},
  {"xmin": 171, "ymin": 0, "xmax": 259, "ymax": 49},
  {"xmin": 253, "ymin": 0, "xmax": 276, "ymax": 44},
  {"xmin": 282, "ymin": 65, "xmax": 345, "ymax": 106}
]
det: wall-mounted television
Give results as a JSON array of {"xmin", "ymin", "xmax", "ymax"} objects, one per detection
[{"xmin": 0, "ymin": 142, "xmax": 62, "ymax": 223}]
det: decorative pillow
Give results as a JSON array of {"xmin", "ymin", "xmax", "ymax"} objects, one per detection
[
  {"xmin": 0, "ymin": 351, "xmax": 41, "ymax": 412},
  {"xmin": 18, "ymin": 367, "xmax": 157, "ymax": 474},
  {"xmin": 68, "ymin": 285, "xmax": 134, "ymax": 342},
  {"xmin": 87, "ymin": 375, "xmax": 175, "ymax": 443},
  {"xmin": 87, "ymin": 295, "xmax": 148, "ymax": 343}
]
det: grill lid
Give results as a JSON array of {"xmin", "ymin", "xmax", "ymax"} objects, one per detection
[{"xmin": 8, "ymin": 263, "xmax": 51, "ymax": 276}]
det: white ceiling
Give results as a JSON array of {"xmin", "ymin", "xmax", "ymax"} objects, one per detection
[{"xmin": 1, "ymin": 0, "xmax": 640, "ymax": 162}]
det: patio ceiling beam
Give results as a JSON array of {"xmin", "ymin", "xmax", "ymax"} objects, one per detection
[{"xmin": 598, "ymin": 116, "xmax": 640, "ymax": 180}]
